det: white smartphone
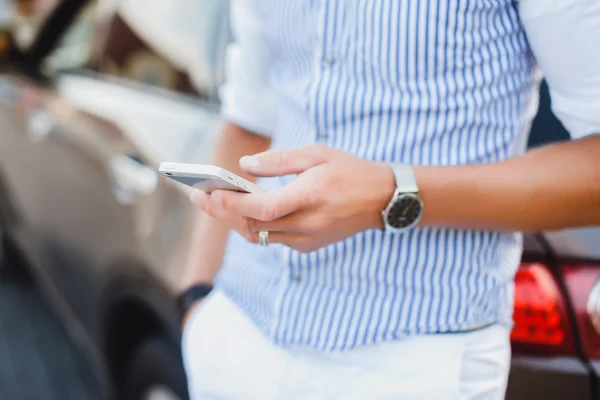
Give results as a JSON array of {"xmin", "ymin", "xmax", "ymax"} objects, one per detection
[{"xmin": 158, "ymin": 162, "xmax": 265, "ymax": 193}]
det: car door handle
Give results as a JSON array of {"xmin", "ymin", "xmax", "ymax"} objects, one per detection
[
  {"xmin": 26, "ymin": 108, "xmax": 54, "ymax": 142},
  {"xmin": 108, "ymin": 154, "xmax": 158, "ymax": 204}
]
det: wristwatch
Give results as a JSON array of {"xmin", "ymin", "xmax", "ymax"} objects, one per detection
[
  {"xmin": 176, "ymin": 283, "xmax": 213, "ymax": 318},
  {"xmin": 381, "ymin": 164, "xmax": 424, "ymax": 232}
]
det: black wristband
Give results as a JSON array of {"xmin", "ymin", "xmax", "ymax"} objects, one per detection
[{"xmin": 177, "ymin": 283, "xmax": 213, "ymax": 318}]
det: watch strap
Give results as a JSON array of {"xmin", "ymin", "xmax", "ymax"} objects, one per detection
[
  {"xmin": 390, "ymin": 163, "xmax": 419, "ymax": 194},
  {"xmin": 177, "ymin": 283, "xmax": 213, "ymax": 317}
]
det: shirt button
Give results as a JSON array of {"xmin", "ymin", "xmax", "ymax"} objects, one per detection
[
  {"xmin": 321, "ymin": 57, "xmax": 336, "ymax": 67},
  {"xmin": 292, "ymin": 274, "xmax": 302, "ymax": 282},
  {"xmin": 316, "ymin": 133, "xmax": 328, "ymax": 142}
]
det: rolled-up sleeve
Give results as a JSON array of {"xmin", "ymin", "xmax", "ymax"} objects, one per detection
[
  {"xmin": 219, "ymin": 0, "xmax": 276, "ymax": 137},
  {"xmin": 519, "ymin": 0, "xmax": 600, "ymax": 139}
]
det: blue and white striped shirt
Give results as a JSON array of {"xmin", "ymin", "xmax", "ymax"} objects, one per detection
[{"xmin": 215, "ymin": 0, "xmax": 544, "ymax": 351}]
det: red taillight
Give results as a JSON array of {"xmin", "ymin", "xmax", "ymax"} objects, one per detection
[{"xmin": 511, "ymin": 263, "xmax": 575, "ymax": 355}]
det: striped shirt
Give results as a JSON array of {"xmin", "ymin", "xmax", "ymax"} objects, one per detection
[{"xmin": 215, "ymin": 0, "xmax": 544, "ymax": 351}]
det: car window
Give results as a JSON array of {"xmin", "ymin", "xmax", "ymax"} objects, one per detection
[
  {"xmin": 10, "ymin": 0, "xmax": 231, "ymax": 101},
  {"xmin": 90, "ymin": 10, "xmax": 202, "ymax": 99},
  {"xmin": 10, "ymin": 0, "xmax": 62, "ymax": 50},
  {"xmin": 5, "ymin": 0, "xmax": 98, "ymax": 74},
  {"xmin": 42, "ymin": 1, "xmax": 97, "ymax": 75},
  {"xmin": 91, "ymin": 0, "xmax": 231, "ymax": 100},
  {"xmin": 74, "ymin": 0, "xmax": 231, "ymax": 100}
]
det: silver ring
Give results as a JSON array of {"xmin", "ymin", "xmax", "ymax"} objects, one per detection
[{"xmin": 258, "ymin": 231, "xmax": 269, "ymax": 246}]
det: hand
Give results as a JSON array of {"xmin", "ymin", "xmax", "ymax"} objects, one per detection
[{"xmin": 190, "ymin": 144, "xmax": 396, "ymax": 253}]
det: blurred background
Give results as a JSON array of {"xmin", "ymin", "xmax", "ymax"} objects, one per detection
[{"xmin": 0, "ymin": 1, "xmax": 598, "ymax": 399}]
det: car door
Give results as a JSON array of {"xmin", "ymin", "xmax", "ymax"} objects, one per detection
[
  {"xmin": 0, "ymin": 0, "xmax": 228, "ymax": 349},
  {"xmin": 0, "ymin": 0, "xmax": 142, "ymax": 342}
]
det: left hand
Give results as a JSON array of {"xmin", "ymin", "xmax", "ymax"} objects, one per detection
[{"xmin": 190, "ymin": 144, "xmax": 395, "ymax": 253}]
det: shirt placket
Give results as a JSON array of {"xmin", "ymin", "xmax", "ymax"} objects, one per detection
[
  {"xmin": 270, "ymin": 1, "xmax": 343, "ymax": 345},
  {"xmin": 310, "ymin": 0, "xmax": 340, "ymax": 146}
]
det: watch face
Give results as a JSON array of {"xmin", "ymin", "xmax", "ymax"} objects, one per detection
[{"xmin": 386, "ymin": 193, "xmax": 423, "ymax": 229}]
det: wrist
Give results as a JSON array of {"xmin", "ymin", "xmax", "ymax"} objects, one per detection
[
  {"xmin": 411, "ymin": 165, "xmax": 430, "ymax": 225},
  {"xmin": 375, "ymin": 163, "xmax": 429, "ymax": 232},
  {"xmin": 410, "ymin": 164, "xmax": 478, "ymax": 228},
  {"xmin": 367, "ymin": 162, "xmax": 397, "ymax": 230},
  {"xmin": 177, "ymin": 283, "xmax": 213, "ymax": 324}
]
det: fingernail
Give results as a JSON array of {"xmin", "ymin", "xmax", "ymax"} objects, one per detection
[
  {"xmin": 190, "ymin": 189, "xmax": 206, "ymax": 205},
  {"xmin": 239, "ymin": 155, "xmax": 260, "ymax": 171}
]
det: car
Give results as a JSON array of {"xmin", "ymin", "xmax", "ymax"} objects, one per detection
[
  {"xmin": 505, "ymin": 81, "xmax": 600, "ymax": 399},
  {"xmin": 0, "ymin": 0, "xmax": 226, "ymax": 399},
  {"xmin": 0, "ymin": 1, "xmax": 598, "ymax": 399}
]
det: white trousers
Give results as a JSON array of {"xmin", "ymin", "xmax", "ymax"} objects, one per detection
[{"xmin": 182, "ymin": 291, "xmax": 511, "ymax": 400}]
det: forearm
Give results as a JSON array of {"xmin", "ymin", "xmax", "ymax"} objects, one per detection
[
  {"xmin": 415, "ymin": 135, "xmax": 600, "ymax": 232},
  {"xmin": 179, "ymin": 123, "xmax": 271, "ymax": 290}
]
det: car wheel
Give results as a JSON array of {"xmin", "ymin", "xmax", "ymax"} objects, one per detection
[
  {"xmin": 122, "ymin": 337, "xmax": 189, "ymax": 400},
  {"xmin": 0, "ymin": 233, "xmax": 32, "ymax": 283}
]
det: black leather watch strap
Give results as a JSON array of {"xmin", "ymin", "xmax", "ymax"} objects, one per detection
[{"xmin": 177, "ymin": 283, "xmax": 213, "ymax": 317}]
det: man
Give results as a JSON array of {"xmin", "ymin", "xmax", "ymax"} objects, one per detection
[{"xmin": 180, "ymin": 0, "xmax": 600, "ymax": 398}]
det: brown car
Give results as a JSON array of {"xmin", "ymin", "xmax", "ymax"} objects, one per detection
[{"xmin": 1, "ymin": 1, "xmax": 599, "ymax": 399}]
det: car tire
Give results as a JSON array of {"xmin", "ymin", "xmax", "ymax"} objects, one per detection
[
  {"xmin": 121, "ymin": 337, "xmax": 189, "ymax": 400},
  {"xmin": 0, "ymin": 233, "xmax": 31, "ymax": 283},
  {"xmin": 0, "ymin": 226, "xmax": 5, "ymax": 271}
]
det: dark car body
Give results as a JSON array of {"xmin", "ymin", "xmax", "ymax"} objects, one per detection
[{"xmin": 0, "ymin": 1, "xmax": 599, "ymax": 399}]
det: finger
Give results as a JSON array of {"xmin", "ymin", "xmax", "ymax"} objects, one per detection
[
  {"xmin": 239, "ymin": 144, "xmax": 330, "ymax": 177},
  {"xmin": 248, "ymin": 211, "xmax": 326, "ymax": 234},
  {"xmin": 230, "ymin": 216, "xmax": 259, "ymax": 244},
  {"xmin": 230, "ymin": 216, "xmax": 323, "ymax": 253},
  {"xmin": 260, "ymin": 231, "xmax": 315, "ymax": 253},
  {"xmin": 190, "ymin": 189, "xmax": 210, "ymax": 210},
  {"xmin": 190, "ymin": 189, "xmax": 229, "ymax": 219},
  {"xmin": 212, "ymin": 182, "xmax": 318, "ymax": 221}
]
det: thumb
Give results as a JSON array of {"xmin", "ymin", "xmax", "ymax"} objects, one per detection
[{"xmin": 239, "ymin": 145, "xmax": 329, "ymax": 177}]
